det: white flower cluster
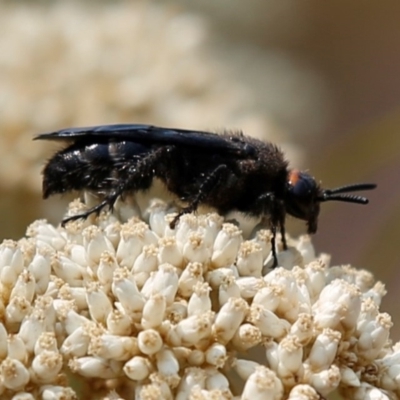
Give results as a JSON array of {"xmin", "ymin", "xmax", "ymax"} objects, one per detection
[{"xmin": 0, "ymin": 199, "xmax": 398, "ymax": 399}]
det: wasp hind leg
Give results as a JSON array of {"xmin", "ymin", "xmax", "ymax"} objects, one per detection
[
  {"xmin": 170, "ymin": 164, "xmax": 229, "ymax": 229},
  {"xmin": 61, "ymin": 149, "xmax": 166, "ymax": 227},
  {"xmin": 61, "ymin": 191, "xmax": 121, "ymax": 227}
]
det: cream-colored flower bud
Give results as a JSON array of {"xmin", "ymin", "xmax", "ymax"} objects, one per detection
[
  {"xmin": 187, "ymin": 282, "xmax": 211, "ymax": 316},
  {"xmin": 236, "ymin": 241, "xmax": 263, "ymax": 277},
  {"xmin": 146, "ymin": 199, "xmax": 169, "ymax": 237},
  {"xmin": 61, "ymin": 308, "xmax": 91, "ymax": 336},
  {"xmin": 142, "ymin": 294, "xmax": 166, "ymax": 329},
  {"xmin": 34, "ymin": 332, "xmax": 58, "ymax": 355},
  {"xmin": 35, "ymin": 296, "xmax": 57, "ymax": 332},
  {"xmin": 340, "ymin": 366, "xmax": 360, "ymax": 387},
  {"xmin": 137, "ymin": 329, "xmax": 163, "ymax": 355},
  {"xmin": 0, "ymin": 240, "xmax": 24, "ymax": 276},
  {"xmin": 8, "ymin": 335, "xmax": 27, "ymax": 363},
  {"xmin": 40, "ymin": 385, "xmax": 77, "ymax": 400},
  {"xmin": 364, "ymin": 281, "xmax": 386, "ymax": 307},
  {"xmin": 89, "ymin": 334, "xmax": 139, "ymax": 361},
  {"xmin": 213, "ymin": 298, "xmax": 248, "ymax": 344},
  {"xmin": 211, "ymin": 223, "xmax": 242, "ymax": 268},
  {"xmin": 116, "ymin": 221, "xmax": 157, "ymax": 267},
  {"xmin": 158, "ymin": 236, "xmax": 183, "ymax": 267},
  {"xmin": 265, "ymin": 268, "xmax": 306, "ymax": 322},
  {"xmin": 234, "ymin": 359, "xmax": 260, "ymax": 380},
  {"xmin": 106, "ymin": 309, "xmax": 132, "ymax": 336},
  {"xmin": 27, "ymin": 252, "xmax": 51, "ymax": 295},
  {"xmin": 307, "ymin": 329, "xmax": 341, "ymax": 371},
  {"xmin": 83, "ymin": 225, "xmax": 115, "ymax": 267},
  {"xmin": 182, "ymin": 231, "xmax": 212, "ymax": 264},
  {"xmin": 174, "ymin": 214, "xmax": 201, "ymax": 247},
  {"xmin": 59, "ymin": 285, "xmax": 87, "ymax": 312},
  {"xmin": 206, "ymin": 267, "xmax": 237, "ymax": 289},
  {"xmin": 290, "ymin": 313, "xmax": 314, "ymax": 345},
  {"xmin": 248, "ymin": 304, "xmax": 289, "ymax": 339},
  {"xmin": 277, "ymin": 336, "xmax": 303, "ymax": 374},
  {"xmin": 97, "ymin": 251, "xmax": 118, "ymax": 291},
  {"xmin": 6, "ymin": 296, "xmax": 32, "ymax": 329},
  {"xmin": 165, "ymin": 301, "xmax": 188, "ymax": 324},
  {"xmin": 205, "ymin": 343, "xmax": 227, "ymax": 368},
  {"xmin": 141, "ymin": 264, "xmax": 178, "ymax": 305},
  {"xmin": 178, "ymin": 262, "xmax": 204, "ymax": 297},
  {"xmin": 252, "ymin": 229, "xmax": 272, "ymax": 260},
  {"xmin": 11, "ymin": 392, "xmax": 35, "ymax": 400},
  {"xmin": 313, "ymin": 279, "xmax": 361, "ymax": 332},
  {"xmin": 343, "ymin": 382, "xmax": 391, "ymax": 400},
  {"xmin": 306, "ymin": 364, "xmax": 340, "ymax": 397},
  {"xmin": 188, "ymin": 386, "xmax": 229, "ymax": 399},
  {"xmin": 28, "ymin": 220, "xmax": 66, "ymax": 251},
  {"xmin": 303, "ymin": 261, "xmax": 327, "ymax": 302},
  {"xmin": 356, "ymin": 313, "xmax": 392, "ymax": 360},
  {"xmin": 60, "ymin": 326, "xmax": 90, "ymax": 358},
  {"xmin": 176, "ymin": 367, "xmax": 207, "ymax": 400},
  {"xmin": 1, "ymin": 358, "xmax": 30, "ymax": 390},
  {"xmin": 133, "ymin": 244, "xmax": 158, "ymax": 275},
  {"xmin": 124, "ymin": 355, "xmax": 153, "ymax": 381},
  {"xmin": 156, "ymin": 348, "xmax": 180, "ymax": 378},
  {"xmin": 103, "ymin": 221, "xmax": 121, "ymax": 249},
  {"xmin": 31, "ymin": 351, "xmax": 63, "ymax": 382},
  {"xmin": 136, "ymin": 379, "xmax": 173, "ymax": 400},
  {"xmin": 69, "ymin": 356, "xmax": 120, "ymax": 379},
  {"xmin": 218, "ymin": 275, "xmax": 241, "ymax": 306},
  {"xmin": 86, "ymin": 282, "xmax": 113, "ymax": 324},
  {"xmin": 376, "ymin": 350, "xmax": 400, "ymax": 392},
  {"xmin": 205, "ymin": 367, "xmax": 229, "ymax": 391},
  {"xmin": 204, "ymin": 213, "xmax": 224, "ymax": 241},
  {"xmin": 242, "ymin": 366, "xmax": 284, "ymax": 400},
  {"xmin": 236, "ymin": 277, "xmax": 265, "ymax": 300},
  {"xmin": 1, "ymin": 265, "xmax": 19, "ymax": 291},
  {"xmin": 265, "ymin": 340, "xmax": 279, "ymax": 371},
  {"xmin": 174, "ymin": 311, "xmax": 214, "ymax": 347},
  {"xmin": 187, "ymin": 349, "xmax": 205, "ymax": 366},
  {"xmin": 112, "ymin": 268, "xmax": 144, "ymax": 318},
  {"xmin": 252, "ymin": 284, "xmax": 281, "ymax": 312},
  {"xmin": 18, "ymin": 314, "xmax": 47, "ymax": 354},
  {"xmin": 231, "ymin": 323, "xmax": 262, "ymax": 351},
  {"xmin": 287, "ymin": 384, "xmax": 319, "ymax": 400},
  {"xmin": 296, "ymin": 235, "xmax": 316, "ymax": 264},
  {"xmin": 51, "ymin": 254, "xmax": 87, "ymax": 287},
  {"xmin": 114, "ymin": 196, "xmax": 141, "ymax": 222},
  {"xmin": 265, "ymin": 246, "xmax": 304, "ymax": 270}
]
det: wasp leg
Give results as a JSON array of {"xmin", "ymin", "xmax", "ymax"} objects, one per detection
[
  {"xmin": 61, "ymin": 191, "xmax": 120, "ymax": 226},
  {"xmin": 270, "ymin": 224, "xmax": 279, "ymax": 268},
  {"xmin": 253, "ymin": 192, "xmax": 286, "ymax": 268},
  {"xmin": 61, "ymin": 148, "xmax": 168, "ymax": 226},
  {"xmin": 170, "ymin": 164, "xmax": 229, "ymax": 229},
  {"xmin": 279, "ymin": 218, "xmax": 287, "ymax": 250}
]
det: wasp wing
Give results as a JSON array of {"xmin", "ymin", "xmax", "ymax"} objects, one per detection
[{"xmin": 35, "ymin": 124, "xmax": 251, "ymax": 155}]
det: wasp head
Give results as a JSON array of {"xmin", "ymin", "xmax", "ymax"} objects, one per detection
[{"xmin": 285, "ymin": 169, "xmax": 376, "ymax": 234}]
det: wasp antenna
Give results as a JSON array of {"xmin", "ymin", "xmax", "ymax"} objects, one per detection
[
  {"xmin": 325, "ymin": 183, "xmax": 377, "ymax": 196},
  {"xmin": 321, "ymin": 193, "xmax": 370, "ymax": 204}
]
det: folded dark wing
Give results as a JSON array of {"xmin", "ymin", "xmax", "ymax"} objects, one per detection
[{"xmin": 35, "ymin": 124, "xmax": 250, "ymax": 155}]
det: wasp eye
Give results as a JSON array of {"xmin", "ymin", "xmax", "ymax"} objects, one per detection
[{"xmin": 288, "ymin": 170, "xmax": 317, "ymax": 197}]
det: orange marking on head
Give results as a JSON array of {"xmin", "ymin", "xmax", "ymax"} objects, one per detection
[{"xmin": 288, "ymin": 169, "xmax": 301, "ymax": 185}]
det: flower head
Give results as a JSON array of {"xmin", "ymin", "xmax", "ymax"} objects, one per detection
[{"xmin": 0, "ymin": 199, "xmax": 398, "ymax": 399}]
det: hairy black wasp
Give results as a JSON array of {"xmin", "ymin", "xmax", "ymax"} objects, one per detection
[{"xmin": 36, "ymin": 124, "xmax": 376, "ymax": 267}]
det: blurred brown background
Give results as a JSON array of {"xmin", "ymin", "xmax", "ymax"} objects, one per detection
[{"xmin": 1, "ymin": 0, "xmax": 399, "ymax": 342}]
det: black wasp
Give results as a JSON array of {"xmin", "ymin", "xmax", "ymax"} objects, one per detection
[{"xmin": 36, "ymin": 124, "xmax": 376, "ymax": 267}]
